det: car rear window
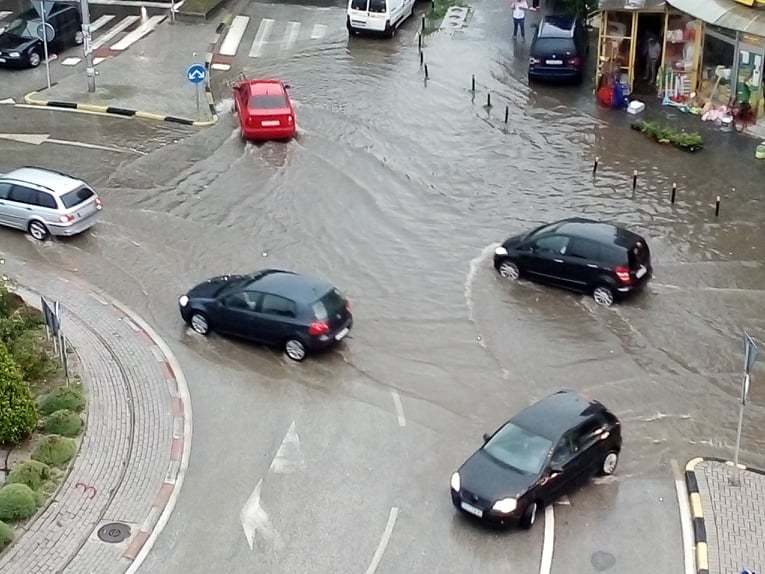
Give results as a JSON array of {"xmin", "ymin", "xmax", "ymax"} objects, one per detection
[
  {"xmin": 312, "ymin": 288, "xmax": 346, "ymax": 320},
  {"xmin": 350, "ymin": 0, "xmax": 367, "ymax": 9},
  {"xmin": 60, "ymin": 186, "xmax": 95, "ymax": 209},
  {"xmin": 369, "ymin": 0, "xmax": 386, "ymax": 12},
  {"xmin": 533, "ymin": 38, "xmax": 576, "ymax": 56},
  {"xmin": 250, "ymin": 94, "xmax": 288, "ymax": 109}
]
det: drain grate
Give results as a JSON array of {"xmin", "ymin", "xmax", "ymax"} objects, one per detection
[{"xmin": 97, "ymin": 522, "xmax": 131, "ymax": 543}]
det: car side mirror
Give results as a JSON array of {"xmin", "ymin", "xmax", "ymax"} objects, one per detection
[{"xmin": 482, "ymin": 433, "xmax": 491, "ymax": 443}]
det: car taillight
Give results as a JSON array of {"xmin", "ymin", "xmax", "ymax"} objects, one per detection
[
  {"xmin": 385, "ymin": 19, "xmax": 390, "ymax": 29},
  {"xmin": 287, "ymin": 115, "xmax": 293, "ymax": 124},
  {"xmin": 309, "ymin": 321, "xmax": 330, "ymax": 336},
  {"xmin": 529, "ymin": 57, "xmax": 541, "ymax": 65},
  {"xmin": 615, "ymin": 266, "xmax": 631, "ymax": 284},
  {"xmin": 95, "ymin": 198, "xmax": 103, "ymax": 210},
  {"xmin": 59, "ymin": 214, "xmax": 75, "ymax": 223},
  {"xmin": 567, "ymin": 56, "xmax": 582, "ymax": 66}
]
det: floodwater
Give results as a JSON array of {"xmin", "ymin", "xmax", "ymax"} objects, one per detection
[{"xmin": 2, "ymin": 0, "xmax": 764, "ymax": 571}]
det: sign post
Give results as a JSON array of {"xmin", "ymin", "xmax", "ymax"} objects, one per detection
[
  {"xmin": 733, "ymin": 330, "xmax": 758, "ymax": 468},
  {"xmin": 36, "ymin": 17, "xmax": 55, "ymax": 89},
  {"xmin": 186, "ymin": 64, "xmax": 207, "ymax": 120}
]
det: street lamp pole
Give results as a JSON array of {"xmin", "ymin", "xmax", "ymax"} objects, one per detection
[{"xmin": 79, "ymin": 0, "xmax": 96, "ymax": 92}]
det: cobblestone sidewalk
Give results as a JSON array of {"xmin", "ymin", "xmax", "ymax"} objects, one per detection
[
  {"xmin": 686, "ymin": 457, "xmax": 765, "ymax": 574},
  {"xmin": 0, "ymin": 255, "xmax": 191, "ymax": 574}
]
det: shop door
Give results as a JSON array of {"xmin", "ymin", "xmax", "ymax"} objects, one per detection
[{"xmin": 734, "ymin": 36, "xmax": 765, "ymax": 116}]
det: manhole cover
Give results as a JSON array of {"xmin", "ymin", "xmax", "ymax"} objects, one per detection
[{"xmin": 97, "ymin": 522, "xmax": 131, "ymax": 543}]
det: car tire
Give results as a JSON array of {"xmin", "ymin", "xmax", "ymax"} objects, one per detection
[
  {"xmin": 593, "ymin": 285, "xmax": 614, "ymax": 307},
  {"xmin": 519, "ymin": 501, "xmax": 539, "ymax": 530},
  {"xmin": 284, "ymin": 338, "xmax": 307, "ymax": 362},
  {"xmin": 599, "ymin": 450, "xmax": 619, "ymax": 476},
  {"xmin": 27, "ymin": 220, "xmax": 50, "ymax": 241},
  {"xmin": 497, "ymin": 259, "xmax": 520, "ymax": 281},
  {"xmin": 74, "ymin": 30, "xmax": 84, "ymax": 45},
  {"xmin": 28, "ymin": 51, "xmax": 41, "ymax": 68},
  {"xmin": 189, "ymin": 312, "xmax": 211, "ymax": 336}
]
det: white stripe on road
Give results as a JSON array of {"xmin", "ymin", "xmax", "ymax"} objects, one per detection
[
  {"xmin": 364, "ymin": 507, "xmax": 399, "ymax": 574},
  {"xmin": 671, "ymin": 459, "xmax": 696, "ymax": 574},
  {"xmin": 310, "ymin": 23, "xmax": 327, "ymax": 39},
  {"xmin": 93, "ymin": 57, "xmax": 107, "ymax": 65},
  {"xmin": 211, "ymin": 63, "xmax": 230, "ymax": 71},
  {"xmin": 390, "ymin": 391, "xmax": 406, "ymax": 427},
  {"xmin": 91, "ymin": 15, "xmax": 139, "ymax": 50},
  {"xmin": 248, "ymin": 18, "xmax": 274, "ymax": 58},
  {"xmin": 280, "ymin": 21, "xmax": 300, "ymax": 52},
  {"xmin": 539, "ymin": 505, "xmax": 554, "ymax": 574},
  {"xmin": 219, "ymin": 15, "xmax": 249, "ymax": 56},
  {"xmin": 110, "ymin": 14, "xmax": 164, "ymax": 50},
  {"xmin": 0, "ymin": 10, "xmax": 12, "ymax": 21},
  {"xmin": 90, "ymin": 14, "xmax": 116, "ymax": 32},
  {"xmin": 60, "ymin": 57, "xmax": 82, "ymax": 66}
]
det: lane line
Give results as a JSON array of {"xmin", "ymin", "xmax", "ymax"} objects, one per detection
[
  {"xmin": 364, "ymin": 507, "xmax": 399, "ymax": 574},
  {"xmin": 219, "ymin": 15, "xmax": 249, "ymax": 56},
  {"xmin": 92, "ymin": 15, "xmax": 139, "ymax": 50},
  {"xmin": 310, "ymin": 23, "xmax": 327, "ymax": 40},
  {"xmin": 671, "ymin": 459, "xmax": 696, "ymax": 574},
  {"xmin": 90, "ymin": 14, "xmax": 116, "ymax": 32},
  {"xmin": 46, "ymin": 138, "xmax": 145, "ymax": 155},
  {"xmin": 390, "ymin": 391, "xmax": 406, "ymax": 427},
  {"xmin": 539, "ymin": 505, "xmax": 554, "ymax": 574},
  {"xmin": 280, "ymin": 21, "xmax": 300, "ymax": 52},
  {"xmin": 249, "ymin": 18, "xmax": 274, "ymax": 58},
  {"xmin": 110, "ymin": 14, "xmax": 164, "ymax": 51}
]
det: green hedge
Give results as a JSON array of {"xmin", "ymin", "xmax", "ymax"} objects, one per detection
[
  {"xmin": 0, "ymin": 484, "xmax": 38, "ymax": 522},
  {"xmin": 0, "ymin": 341, "xmax": 38, "ymax": 446},
  {"xmin": 6, "ymin": 461, "xmax": 52, "ymax": 491},
  {"xmin": 43, "ymin": 410, "xmax": 83, "ymax": 437},
  {"xmin": 0, "ymin": 520, "xmax": 12, "ymax": 551},
  {"xmin": 39, "ymin": 386, "xmax": 86, "ymax": 416},
  {"xmin": 31, "ymin": 435, "xmax": 77, "ymax": 468}
]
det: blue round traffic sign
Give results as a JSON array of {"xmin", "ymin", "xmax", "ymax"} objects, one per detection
[
  {"xmin": 186, "ymin": 64, "xmax": 207, "ymax": 84},
  {"xmin": 36, "ymin": 22, "xmax": 55, "ymax": 43}
]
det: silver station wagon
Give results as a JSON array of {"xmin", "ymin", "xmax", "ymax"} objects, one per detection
[{"xmin": 0, "ymin": 166, "xmax": 103, "ymax": 240}]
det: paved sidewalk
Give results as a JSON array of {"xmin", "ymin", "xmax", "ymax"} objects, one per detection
[
  {"xmin": 686, "ymin": 457, "xmax": 765, "ymax": 574},
  {"xmin": 0, "ymin": 255, "xmax": 191, "ymax": 574}
]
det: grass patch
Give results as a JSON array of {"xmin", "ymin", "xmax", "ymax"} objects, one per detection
[
  {"xmin": 31, "ymin": 435, "xmax": 77, "ymax": 469},
  {"xmin": 0, "ymin": 484, "xmax": 38, "ymax": 522},
  {"xmin": 38, "ymin": 385, "xmax": 86, "ymax": 417},
  {"xmin": 427, "ymin": 0, "xmax": 465, "ymax": 21},
  {"xmin": 0, "ymin": 521, "xmax": 12, "ymax": 552},
  {"xmin": 178, "ymin": 0, "xmax": 224, "ymax": 16},
  {"xmin": 42, "ymin": 410, "xmax": 83, "ymax": 438},
  {"xmin": 6, "ymin": 461, "xmax": 52, "ymax": 491}
]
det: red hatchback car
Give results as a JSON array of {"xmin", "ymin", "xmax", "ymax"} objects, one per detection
[{"xmin": 233, "ymin": 80, "xmax": 296, "ymax": 141}]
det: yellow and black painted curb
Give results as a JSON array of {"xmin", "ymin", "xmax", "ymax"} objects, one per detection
[{"xmin": 685, "ymin": 457, "xmax": 765, "ymax": 574}]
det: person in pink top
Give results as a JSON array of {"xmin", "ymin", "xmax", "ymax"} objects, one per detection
[{"xmin": 512, "ymin": 0, "xmax": 531, "ymax": 40}]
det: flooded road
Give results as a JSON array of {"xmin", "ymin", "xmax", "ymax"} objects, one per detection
[{"xmin": 1, "ymin": 0, "xmax": 764, "ymax": 571}]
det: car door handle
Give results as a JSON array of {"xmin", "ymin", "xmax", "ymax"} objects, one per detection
[
  {"xmin": 553, "ymin": 259, "xmax": 563, "ymax": 263},
  {"xmin": 587, "ymin": 263, "xmax": 599, "ymax": 268}
]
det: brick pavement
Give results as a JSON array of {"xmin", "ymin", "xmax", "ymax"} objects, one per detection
[
  {"xmin": 0, "ymin": 255, "xmax": 192, "ymax": 574},
  {"xmin": 686, "ymin": 457, "xmax": 765, "ymax": 574}
]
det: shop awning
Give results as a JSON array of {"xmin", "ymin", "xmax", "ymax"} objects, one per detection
[
  {"xmin": 666, "ymin": 0, "xmax": 765, "ymax": 36},
  {"xmin": 598, "ymin": 0, "xmax": 666, "ymax": 10}
]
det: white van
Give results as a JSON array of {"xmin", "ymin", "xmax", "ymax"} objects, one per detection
[{"xmin": 346, "ymin": 0, "xmax": 416, "ymax": 37}]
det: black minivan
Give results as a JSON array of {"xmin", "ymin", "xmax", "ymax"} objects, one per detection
[
  {"xmin": 528, "ymin": 15, "xmax": 589, "ymax": 83},
  {"xmin": 493, "ymin": 218, "xmax": 652, "ymax": 307}
]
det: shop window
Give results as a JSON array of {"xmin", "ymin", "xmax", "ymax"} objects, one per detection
[
  {"xmin": 661, "ymin": 14, "xmax": 701, "ymax": 101},
  {"xmin": 599, "ymin": 11, "xmax": 635, "ymax": 86},
  {"xmin": 700, "ymin": 34, "xmax": 736, "ymax": 104}
]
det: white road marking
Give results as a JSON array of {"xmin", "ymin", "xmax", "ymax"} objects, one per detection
[
  {"xmin": 60, "ymin": 57, "xmax": 82, "ymax": 66},
  {"xmin": 249, "ymin": 18, "xmax": 274, "ymax": 58},
  {"xmin": 219, "ymin": 15, "xmax": 249, "ymax": 56},
  {"xmin": 110, "ymin": 14, "xmax": 164, "ymax": 50},
  {"xmin": 93, "ymin": 57, "xmax": 107, "ymax": 65},
  {"xmin": 269, "ymin": 421, "xmax": 305, "ymax": 474},
  {"xmin": 281, "ymin": 21, "xmax": 300, "ymax": 51},
  {"xmin": 0, "ymin": 10, "xmax": 12, "ymax": 21},
  {"xmin": 88, "ymin": 0, "xmax": 181, "ymax": 6},
  {"xmin": 91, "ymin": 15, "xmax": 139, "ymax": 50},
  {"xmin": 554, "ymin": 495, "xmax": 570, "ymax": 505},
  {"xmin": 539, "ymin": 505, "xmax": 554, "ymax": 574},
  {"xmin": 0, "ymin": 98, "xmax": 15, "ymax": 105},
  {"xmin": 211, "ymin": 63, "xmax": 230, "ymax": 71},
  {"xmin": 88, "ymin": 291, "xmax": 110, "ymax": 306},
  {"xmin": 0, "ymin": 133, "xmax": 142, "ymax": 154},
  {"xmin": 90, "ymin": 14, "xmax": 116, "ymax": 32},
  {"xmin": 671, "ymin": 459, "xmax": 696, "ymax": 574},
  {"xmin": 310, "ymin": 23, "xmax": 327, "ymax": 39},
  {"xmin": 364, "ymin": 507, "xmax": 399, "ymax": 574},
  {"xmin": 390, "ymin": 391, "xmax": 406, "ymax": 427},
  {"xmin": 239, "ymin": 478, "xmax": 282, "ymax": 551},
  {"xmin": 0, "ymin": 133, "xmax": 50, "ymax": 145}
]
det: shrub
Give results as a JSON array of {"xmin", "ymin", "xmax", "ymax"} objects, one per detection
[
  {"xmin": 42, "ymin": 410, "xmax": 83, "ymax": 437},
  {"xmin": 6, "ymin": 461, "xmax": 52, "ymax": 491},
  {"xmin": 0, "ymin": 342, "xmax": 38, "ymax": 446},
  {"xmin": 0, "ymin": 520, "xmax": 12, "ymax": 551},
  {"xmin": 9, "ymin": 331, "xmax": 55, "ymax": 383},
  {"xmin": 39, "ymin": 386, "xmax": 86, "ymax": 416},
  {"xmin": 0, "ymin": 484, "xmax": 38, "ymax": 521},
  {"xmin": 31, "ymin": 435, "xmax": 77, "ymax": 468}
]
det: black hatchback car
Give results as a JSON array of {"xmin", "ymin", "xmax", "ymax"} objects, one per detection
[
  {"xmin": 450, "ymin": 390, "xmax": 622, "ymax": 529},
  {"xmin": 528, "ymin": 15, "xmax": 589, "ymax": 83},
  {"xmin": 493, "ymin": 217, "xmax": 652, "ymax": 307},
  {"xmin": 0, "ymin": 4, "xmax": 83, "ymax": 68},
  {"xmin": 178, "ymin": 269, "xmax": 353, "ymax": 362}
]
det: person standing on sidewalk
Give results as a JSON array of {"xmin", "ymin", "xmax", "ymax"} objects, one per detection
[{"xmin": 512, "ymin": 0, "xmax": 530, "ymax": 41}]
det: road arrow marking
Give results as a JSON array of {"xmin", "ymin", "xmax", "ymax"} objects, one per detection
[
  {"xmin": 239, "ymin": 478, "xmax": 282, "ymax": 551},
  {"xmin": 0, "ymin": 133, "xmax": 144, "ymax": 155},
  {"xmin": 269, "ymin": 421, "xmax": 305, "ymax": 474},
  {"xmin": 0, "ymin": 133, "xmax": 50, "ymax": 145},
  {"xmin": 0, "ymin": 98, "xmax": 15, "ymax": 105}
]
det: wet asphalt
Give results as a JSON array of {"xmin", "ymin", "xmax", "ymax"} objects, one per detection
[{"xmin": 1, "ymin": 0, "xmax": 765, "ymax": 572}]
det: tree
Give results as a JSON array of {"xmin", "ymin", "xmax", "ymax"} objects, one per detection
[{"xmin": 0, "ymin": 340, "xmax": 38, "ymax": 446}]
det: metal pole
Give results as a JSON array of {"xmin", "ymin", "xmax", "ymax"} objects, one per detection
[
  {"xmin": 733, "ymin": 373, "xmax": 749, "ymax": 467},
  {"xmin": 170, "ymin": 0, "xmax": 176, "ymax": 24},
  {"xmin": 195, "ymin": 84, "xmax": 200, "ymax": 119},
  {"xmin": 80, "ymin": 0, "xmax": 96, "ymax": 92},
  {"xmin": 41, "ymin": 7, "xmax": 52, "ymax": 89}
]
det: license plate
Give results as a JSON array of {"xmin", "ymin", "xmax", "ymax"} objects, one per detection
[
  {"xmin": 335, "ymin": 327, "xmax": 349, "ymax": 341},
  {"xmin": 460, "ymin": 501, "xmax": 483, "ymax": 517},
  {"xmin": 636, "ymin": 266, "xmax": 647, "ymax": 278},
  {"xmin": 546, "ymin": 59, "xmax": 563, "ymax": 65},
  {"xmin": 261, "ymin": 120, "xmax": 280, "ymax": 127}
]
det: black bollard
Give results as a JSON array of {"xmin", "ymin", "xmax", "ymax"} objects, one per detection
[
  {"xmin": 671, "ymin": 182, "xmax": 676, "ymax": 204},
  {"xmin": 504, "ymin": 105, "xmax": 509, "ymax": 123},
  {"xmin": 422, "ymin": 15, "xmax": 425, "ymax": 31},
  {"xmin": 418, "ymin": 33, "xmax": 422, "ymax": 49},
  {"xmin": 471, "ymin": 74, "xmax": 475, "ymax": 93},
  {"xmin": 419, "ymin": 49, "xmax": 423, "ymax": 65},
  {"xmin": 592, "ymin": 156, "xmax": 599, "ymax": 176},
  {"xmin": 431, "ymin": 0, "xmax": 435, "ymax": 10},
  {"xmin": 632, "ymin": 170, "xmax": 637, "ymax": 192},
  {"xmin": 424, "ymin": 64, "xmax": 429, "ymax": 79},
  {"xmin": 715, "ymin": 196, "xmax": 720, "ymax": 217},
  {"xmin": 487, "ymin": 92, "xmax": 491, "ymax": 107}
]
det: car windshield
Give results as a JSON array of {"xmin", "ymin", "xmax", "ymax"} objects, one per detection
[
  {"xmin": 4, "ymin": 17, "xmax": 39, "ymax": 39},
  {"xmin": 312, "ymin": 288, "xmax": 345, "ymax": 320},
  {"xmin": 483, "ymin": 423, "xmax": 552, "ymax": 475},
  {"xmin": 250, "ymin": 94, "xmax": 288, "ymax": 109},
  {"xmin": 60, "ymin": 186, "xmax": 95, "ymax": 209}
]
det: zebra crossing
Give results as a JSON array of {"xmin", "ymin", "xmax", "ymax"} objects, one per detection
[{"xmin": 211, "ymin": 14, "xmax": 342, "ymax": 70}]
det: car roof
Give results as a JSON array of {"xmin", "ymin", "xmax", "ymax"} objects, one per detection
[
  {"xmin": 538, "ymin": 15, "xmax": 577, "ymax": 38},
  {"xmin": 246, "ymin": 269, "xmax": 333, "ymax": 302},
  {"xmin": 545, "ymin": 217, "xmax": 645, "ymax": 250},
  {"xmin": 246, "ymin": 80, "xmax": 286, "ymax": 96},
  {"xmin": 21, "ymin": 3, "xmax": 74, "ymax": 17},
  {"xmin": 510, "ymin": 390, "xmax": 607, "ymax": 441},
  {"xmin": 0, "ymin": 166, "xmax": 85, "ymax": 195}
]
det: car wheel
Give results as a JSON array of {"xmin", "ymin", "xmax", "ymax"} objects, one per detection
[
  {"xmin": 519, "ymin": 501, "xmax": 538, "ymax": 530},
  {"xmin": 28, "ymin": 51, "xmax": 41, "ymax": 68},
  {"xmin": 599, "ymin": 451, "xmax": 619, "ymax": 476},
  {"xmin": 497, "ymin": 259, "xmax": 520, "ymax": 281},
  {"xmin": 284, "ymin": 338, "xmax": 307, "ymax": 362},
  {"xmin": 593, "ymin": 285, "xmax": 614, "ymax": 307},
  {"xmin": 189, "ymin": 312, "xmax": 210, "ymax": 336},
  {"xmin": 28, "ymin": 220, "xmax": 50, "ymax": 241},
  {"xmin": 74, "ymin": 30, "xmax": 84, "ymax": 45}
]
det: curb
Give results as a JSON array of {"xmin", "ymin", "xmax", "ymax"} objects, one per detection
[{"xmin": 684, "ymin": 457, "xmax": 765, "ymax": 574}]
